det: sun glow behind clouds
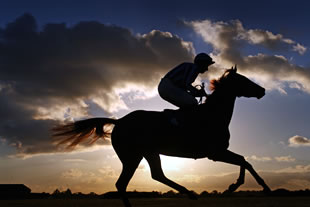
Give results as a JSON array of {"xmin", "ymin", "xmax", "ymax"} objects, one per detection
[
  {"xmin": 160, "ymin": 155, "xmax": 187, "ymax": 171},
  {"xmin": 140, "ymin": 155, "xmax": 186, "ymax": 172}
]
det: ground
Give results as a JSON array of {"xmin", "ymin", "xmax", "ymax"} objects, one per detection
[{"xmin": 1, "ymin": 197, "xmax": 310, "ymax": 207}]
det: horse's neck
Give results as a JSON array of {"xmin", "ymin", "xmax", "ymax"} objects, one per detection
[{"xmin": 206, "ymin": 89, "xmax": 236, "ymax": 127}]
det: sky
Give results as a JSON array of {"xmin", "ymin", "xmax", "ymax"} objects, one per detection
[{"xmin": 0, "ymin": 0, "xmax": 310, "ymax": 194}]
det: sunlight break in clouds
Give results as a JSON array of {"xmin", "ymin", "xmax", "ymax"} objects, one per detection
[
  {"xmin": 289, "ymin": 135, "xmax": 310, "ymax": 147},
  {"xmin": 140, "ymin": 155, "xmax": 185, "ymax": 172},
  {"xmin": 186, "ymin": 19, "xmax": 310, "ymax": 94}
]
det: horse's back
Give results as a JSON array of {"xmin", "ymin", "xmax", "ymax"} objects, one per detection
[
  {"xmin": 119, "ymin": 110, "xmax": 165, "ymax": 126},
  {"xmin": 112, "ymin": 110, "xmax": 184, "ymax": 145},
  {"xmin": 111, "ymin": 110, "xmax": 166, "ymax": 135}
]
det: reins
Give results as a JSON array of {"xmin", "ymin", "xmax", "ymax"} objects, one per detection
[{"xmin": 195, "ymin": 82, "xmax": 206, "ymax": 104}]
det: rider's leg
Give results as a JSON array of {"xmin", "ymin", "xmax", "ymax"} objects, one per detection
[{"xmin": 158, "ymin": 78, "xmax": 197, "ymax": 108}]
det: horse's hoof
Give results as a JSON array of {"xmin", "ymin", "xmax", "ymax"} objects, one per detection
[
  {"xmin": 263, "ymin": 186, "xmax": 271, "ymax": 194},
  {"xmin": 227, "ymin": 183, "xmax": 238, "ymax": 192},
  {"xmin": 187, "ymin": 191, "xmax": 198, "ymax": 200}
]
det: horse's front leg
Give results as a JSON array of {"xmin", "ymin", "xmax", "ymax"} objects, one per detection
[
  {"xmin": 211, "ymin": 150, "xmax": 271, "ymax": 193},
  {"xmin": 224, "ymin": 166, "xmax": 245, "ymax": 193},
  {"xmin": 144, "ymin": 153, "xmax": 197, "ymax": 200}
]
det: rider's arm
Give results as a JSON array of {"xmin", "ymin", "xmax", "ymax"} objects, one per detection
[
  {"xmin": 187, "ymin": 85, "xmax": 202, "ymax": 97},
  {"xmin": 185, "ymin": 67, "xmax": 205, "ymax": 97}
]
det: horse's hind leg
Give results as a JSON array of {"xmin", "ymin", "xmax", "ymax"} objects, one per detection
[
  {"xmin": 144, "ymin": 153, "xmax": 197, "ymax": 200},
  {"xmin": 115, "ymin": 153, "xmax": 142, "ymax": 207}
]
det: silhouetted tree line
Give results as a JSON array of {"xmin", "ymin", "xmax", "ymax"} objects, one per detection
[
  {"xmin": 1, "ymin": 184, "xmax": 310, "ymax": 199},
  {"xmin": 102, "ymin": 189, "xmax": 310, "ymax": 199}
]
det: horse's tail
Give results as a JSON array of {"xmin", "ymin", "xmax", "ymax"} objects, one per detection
[{"xmin": 52, "ymin": 118, "xmax": 117, "ymax": 149}]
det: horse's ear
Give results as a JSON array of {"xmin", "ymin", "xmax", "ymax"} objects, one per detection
[{"xmin": 233, "ymin": 64, "xmax": 237, "ymax": 73}]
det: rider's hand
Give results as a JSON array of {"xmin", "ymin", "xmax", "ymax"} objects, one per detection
[{"xmin": 199, "ymin": 89, "xmax": 207, "ymax": 97}]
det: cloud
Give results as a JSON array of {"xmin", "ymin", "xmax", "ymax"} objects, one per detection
[
  {"xmin": 187, "ymin": 19, "xmax": 307, "ymax": 54},
  {"xmin": 60, "ymin": 168, "xmax": 107, "ymax": 189},
  {"xmin": 288, "ymin": 135, "xmax": 310, "ymax": 147},
  {"xmin": 64, "ymin": 159, "xmax": 86, "ymax": 162},
  {"xmin": 246, "ymin": 155, "xmax": 272, "ymax": 162},
  {"xmin": 262, "ymin": 165, "xmax": 310, "ymax": 190},
  {"xmin": 246, "ymin": 155, "xmax": 296, "ymax": 162},
  {"xmin": 1, "ymin": 14, "xmax": 194, "ymax": 116},
  {"xmin": 0, "ymin": 14, "xmax": 194, "ymax": 157},
  {"xmin": 61, "ymin": 169, "xmax": 83, "ymax": 179},
  {"xmin": 246, "ymin": 29, "xmax": 306, "ymax": 54},
  {"xmin": 98, "ymin": 166, "xmax": 118, "ymax": 178},
  {"xmin": 293, "ymin": 43, "xmax": 307, "ymax": 55},
  {"xmin": 1, "ymin": 15, "xmax": 309, "ymax": 158},
  {"xmin": 274, "ymin": 155, "xmax": 296, "ymax": 162},
  {"xmin": 186, "ymin": 19, "xmax": 310, "ymax": 94},
  {"xmin": 0, "ymin": 138, "xmax": 6, "ymax": 144},
  {"xmin": 275, "ymin": 164, "xmax": 310, "ymax": 173}
]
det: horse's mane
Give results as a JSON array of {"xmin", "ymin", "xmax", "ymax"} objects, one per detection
[{"xmin": 209, "ymin": 68, "xmax": 234, "ymax": 91}]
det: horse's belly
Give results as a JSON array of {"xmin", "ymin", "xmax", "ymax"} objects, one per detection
[{"xmin": 153, "ymin": 128, "xmax": 230, "ymax": 159}]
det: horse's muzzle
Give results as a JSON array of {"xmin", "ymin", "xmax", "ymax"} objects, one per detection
[{"xmin": 257, "ymin": 88, "xmax": 265, "ymax": 99}]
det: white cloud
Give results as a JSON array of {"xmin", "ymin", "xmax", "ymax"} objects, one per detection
[
  {"xmin": 246, "ymin": 155, "xmax": 272, "ymax": 162},
  {"xmin": 274, "ymin": 155, "xmax": 296, "ymax": 162},
  {"xmin": 188, "ymin": 19, "xmax": 307, "ymax": 54},
  {"xmin": 246, "ymin": 155, "xmax": 296, "ymax": 162},
  {"xmin": 289, "ymin": 135, "xmax": 310, "ymax": 147},
  {"xmin": 186, "ymin": 19, "xmax": 310, "ymax": 95},
  {"xmin": 293, "ymin": 43, "xmax": 307, "ymax": 55}
]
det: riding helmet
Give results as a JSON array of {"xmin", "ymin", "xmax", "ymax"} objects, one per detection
[{"xmin": 194, "ymin": 53, "xmax": 215, "ymax": 65}]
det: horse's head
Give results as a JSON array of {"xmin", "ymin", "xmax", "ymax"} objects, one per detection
[{"xmin": 210, "ymin": 67, "xmax": 265, "ymax": 99}]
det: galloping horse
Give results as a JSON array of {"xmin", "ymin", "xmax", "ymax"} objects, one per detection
[{"xmin": 53, "ymin": 67, "xmax": 271, "ymax": 207}]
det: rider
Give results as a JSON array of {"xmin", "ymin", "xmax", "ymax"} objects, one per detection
[{"xmin": 158, "ymin": 53, "xmax": 215, "ymax": 109}]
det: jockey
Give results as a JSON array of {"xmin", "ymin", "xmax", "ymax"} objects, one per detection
[{"xmin": 158, "ymin": 53, "xmax": 215, "ymax": 108}]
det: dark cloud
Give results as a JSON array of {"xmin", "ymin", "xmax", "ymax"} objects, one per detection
[{"xmin": 0, "ymin": 14, "xmax": 194, "ymax": 157}]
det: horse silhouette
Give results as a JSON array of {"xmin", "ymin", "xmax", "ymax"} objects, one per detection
[{"xmin": 53, "ymin": 67, "xmax": 271, "ymax": 207}]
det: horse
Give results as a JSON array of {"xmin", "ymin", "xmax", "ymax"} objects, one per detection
[{"xmin": 52, "ymin": 66, "xmax": 271, "ymax": 207}]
